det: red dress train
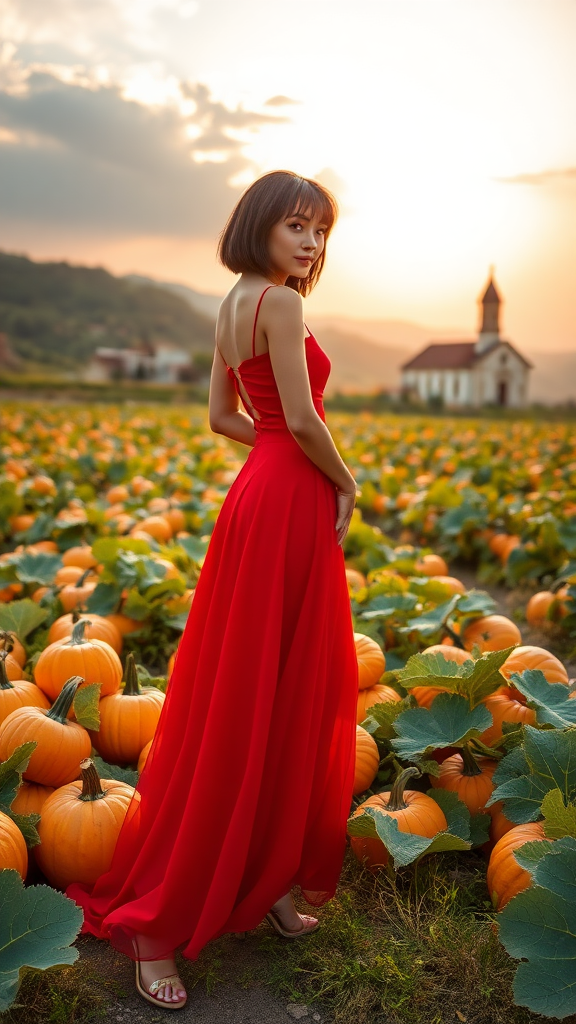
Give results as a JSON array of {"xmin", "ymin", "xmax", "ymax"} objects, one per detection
[{"xmin": 66, "ymin": 288, "xmax": 359, "ymax": 962}]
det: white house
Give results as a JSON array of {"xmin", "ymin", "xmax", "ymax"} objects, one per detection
[
  {"xmin": 401, "ymin": 275, "xmax": 532, "ymax": 408},
  {"xmin": 84, "ymin": 340, "xmax": 192, "ymax": 384}
]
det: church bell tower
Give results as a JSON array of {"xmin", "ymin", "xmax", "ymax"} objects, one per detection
[{"xmin": 475, "ymin": 271, "xmax": 501, "ymax": 353}]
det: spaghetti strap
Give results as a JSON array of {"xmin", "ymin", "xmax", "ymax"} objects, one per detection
[{"xmin": 251, "ymin": 286, "xmax": 276, "ymax": 358}]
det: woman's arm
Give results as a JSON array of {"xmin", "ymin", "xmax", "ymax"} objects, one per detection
[
  {"xmin": 208, "ymin": 348, "xmax": 257, "ymax": 446},
  {"xmin": 260, "ymin": 287, "xmax": 357, "ymax": 494}
]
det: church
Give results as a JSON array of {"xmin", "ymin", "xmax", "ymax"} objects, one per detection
[{"xmin": 400, "ymin": 275, "xmax": 532, "ymax": 408}]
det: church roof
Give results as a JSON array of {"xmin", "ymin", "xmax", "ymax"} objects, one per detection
[{"xmin": 401, "ymin": 339, "xmax": 533, "ymax": 371}]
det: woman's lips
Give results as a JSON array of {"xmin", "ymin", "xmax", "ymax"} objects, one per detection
[{"xmin": 294, "ymin": 257, "xmax": 312, "ymax": 264}]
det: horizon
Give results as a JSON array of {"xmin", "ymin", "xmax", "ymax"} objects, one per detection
[{"xmin": 0, "ymin": 1, "xmax": 575, "ymax": 352}]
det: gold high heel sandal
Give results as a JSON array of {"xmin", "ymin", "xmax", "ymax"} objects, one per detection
[
  {"xmin": 265, "ymin": 907, "xmax": 320, "ymax": 939},
  {"xmin": 134, "ymin": 960, "xmax": 187, "ymax": 1010}
]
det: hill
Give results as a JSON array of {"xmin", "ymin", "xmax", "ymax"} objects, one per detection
[{"xmin": 0, "ymin": 251, "xmax": 215, "ymax": 372}]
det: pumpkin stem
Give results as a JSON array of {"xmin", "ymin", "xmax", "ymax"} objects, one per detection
[
  {"xmin": 443, "ymin": 621, "xmax": 466, "ymax": 650},
  {"xmin": 71, "ymin": 609, "xmax": 80, "ymax": 623},
  {"xmin": 46, "ymin": 676, "xmax": 85, "ymax": 723},
  {"xmin": 123, "ymin": 653, "xmax": 141, "ymax": 696},
  {"xmin": 0, "ymin": 630, "xmax": 15, "ymax": 654},
  {"xmin": 75, "ymin": 568, "xmax": 92, "ymax": 589},
  {"xmin": 460, "ymin": 742, "xmax": 482, "ymax": 776},
  {"xmin": 0, "ymin": 650, "xmax": 15, "ymax": 691},
  {"xmin": 386, "ymin": 766, "xmax": 421, "ymax": 812},
  {"xmin": 69, "ymin": 619, "xmax": 90, "ymax": 645},
  {"xmin": 78, "ymin": 758, "xmax": 106, "ymax": 801}
]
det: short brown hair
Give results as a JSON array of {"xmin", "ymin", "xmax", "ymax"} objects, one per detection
[{"xmin": 217, "ymin": 170, "xmax": 338, "ymax": 296}]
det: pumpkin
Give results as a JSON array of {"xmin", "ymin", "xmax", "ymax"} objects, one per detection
[
  {"xmin": 35, "ymin": 619, "xmax": 122, "ymax": 702},
  {"xmin": 414, "ymin": 553, "xmax": 449, "ymax": 576},
  {"xmin": 357, "ymin": 683, "xmax": 400, "ymax": 725},
  {"xmin": 162, "ymin": 508, "xmax": 186, "ymax": 533},
  {"xmin": 0, "ymin": 650, "xmax": 50, "ymax": 725},
  {"xmin": 138, "ymin": 739, "xmax": 152, "ymax": 773},
  {"xmin": 349, "ymin": 767, "xmax": 447, "ymax": 872},
  {"xmin": 499, "ymin": 645, "xmax": 568, "ymax": 703},
  {"xmin": 0, "ymin": 676, "xmax": 91, "ymax": 787},
  {"xmin": 4, "ymin": 651, "xmax": 25, "ymax": 681},
  {"xmin": 11, "ymin": 781, "xmax": 56, "ymax": 816},
  {"xmin": 479, "ymin": 689, "xmax": 537, "ymax": 746},
  {"xmin": 58, "ymin": 568, "xmax": 98, "ymax": 612},
  {"xmin": 354, "ymin": 633, "xmax": 386, "ymax": 690},
  {"xmin": 486, "ymin": 822, "xmax": 546, "ymax": 910},
  {"xmin": 431, "ymin": 576, "xmax": 466, "ymax": 595},
  {"xmin": 462, "ymin": 615, "xmax": 521, "ymax": 653},
  {"xmin": 54, "ymin": 565, "xmax": 88, "ymax": 586},
  {"xmin": 88, "ymin": 653, "xmax": 165, "ymax": 765},
  {"xmin": 62, "ymin": 545, "xmax": 99, "ymax": 570},
  {"xmin": 411, "ymin": 644, "xmax": 473, "ymax": 708},
  {"xmin": 47, "ymin": 612, "xmax": 122, "ymax": 656},
  {"xmin": 0, "ymin": 630, "xmax": 26, "ymax": 667},
  {"xmin": 486, "ymin": 802, "xmax": 516, "ymax": 849},
  {"xmin": 0, "ymin": 809, "xmax": 28, "ymax": 879},
  {"xmin": 36, "ymin": 758, "xmax": 135, "ymax": 889},
  {"xmin": 136, "ymin": 516, "xmax": 173, "ymax": 542},
  {"xmin": 429, "ymin": 747, "xmax": 496, "ymax": 815},
  {"xmin": 106, "ymin": 484, "xmax": 130, "ymax": 504},
  {"xmin": 106, "ymin": 613, "xmax": 143, "ymax": 636},
  {"xmin": 354, "ymin": 725, "xmax": 379, "ymax": 795}
]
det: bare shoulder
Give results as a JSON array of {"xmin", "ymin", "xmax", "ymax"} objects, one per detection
[{"xmin": 262, "ymin": 285, "xmax": 303, "ymax": 320}]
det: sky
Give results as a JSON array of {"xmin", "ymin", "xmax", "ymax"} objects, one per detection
[{"xmin": 1, "ymin": 0, "xmax": 575, "ymax": 350}]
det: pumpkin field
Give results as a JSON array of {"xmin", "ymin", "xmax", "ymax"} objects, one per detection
[{"xmin": 1, "ymin": 401, "xmax": 575, "ymax": 1024}]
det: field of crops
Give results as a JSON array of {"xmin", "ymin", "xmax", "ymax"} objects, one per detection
[{"xmin": 0, "ymin": 402, "xmax": 575, "ymax": 1022}]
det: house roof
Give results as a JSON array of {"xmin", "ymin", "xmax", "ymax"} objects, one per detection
[{"xmin": 401, "ymin": 339, "xmax": 533, "ymax": 371}]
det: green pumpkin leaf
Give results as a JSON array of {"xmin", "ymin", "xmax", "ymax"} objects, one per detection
[
  {"xmin": 391, "ymin": 693, "xmax": 493, "ymax": 760},
  {"xmin": 513, "ymin": 838, "xmax": 556, "ymax": 875},
  {"xmin": 498, "ymin": 837, "xmax": 576, "ymax": 1020},
  {"xmin": 360, "ymin": 695, "xmax": 411, "ymax": 740},
  {"xmin": 426, "ymin": 787, "xmax": 471, "ymax": 840},
  {"xmin": 358, "ymin": 593, "xmax": 418, "ymax": 620},
  {"xmin": 73, "ymin": 682, "xmax": 101, "ymax": 731},
  {"xmin": 15, "ymin": 552, "xmax": 62, "ymax": 586},
  {"xmin": 541, "ymin": 789, "xmax": 576, "ymax": 840},
  {"xmin": 0, "ymin": 742, "xmax": 38, "ymax": 809},
  {"xmin": 469, "ymin": 811, "xmax": 492, "ymax": 848},
  {"xmin": 84, "ymin": 581, "xmax": 122, "ymax": 616},
  {"xmin": 397, "ymin": 595, "xmax": 461, "ymax": 636},
  {"xmin": 119, "ymin": 589, "xmax": 151, "ymax": 621},
  {"xmin": 91, "ymin": 755, "xmax": 138, "ymax": 787},
  {"xmin": 397, "ymin": 647, "xmax": 513, "ymax": 707},
  {"xmin": 9, "ymin": 811, "xmax": 41, "ymax": 849},
  {"xmin": 177, "ymin": 534, "xmax": 209, "ymax": 565},
  {"xmin": 508, "ymin": 669, "xmax": 576, "ymax": 730},
  {"xmin": 0, "ymin": 869, "xmax": 83, "ymax": 1012},
  {"xmin": 0, "ymin": 600, "xmax": 48, "ymax": 640},
  {"xmin": 487, "ymin": 727, "xmax": 576, "ymax": 823},
  {"xmin": 454, "ymin": 589, "xmax": 498, "ymax": 616}
]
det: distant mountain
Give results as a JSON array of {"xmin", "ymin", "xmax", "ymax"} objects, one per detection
[
  {"xmin": 0, "ymin": 251, "xmax": 215, "ymax": 372},
  {"xmin": 124, "ymin": 274, "xmax": 222, "ymax": 320}
]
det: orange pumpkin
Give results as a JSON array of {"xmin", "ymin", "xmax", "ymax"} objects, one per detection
[
  {"xmin": 0, "ymin": 809, "xmax": 28, "ymax": 879},
  {"xmin": 414, "ymin": 553, "xmax": 449, "ymax": 576},
  {"xmin": 431, "ymin": 576, "xmax": 466, "ymax": 595},
  {"xmin": 486, "ymin": 802, "xmax": 517, "ymax": 848},
  {"xmin": 58, "ymin": 568, "xmax": 98, "ymax": 612},
  {"xmin": 349, "ymin": 767, "xmax": 447, "ymax": 871},
  {"xmin": 499, "ymin": 645, "xmax": 568, "ymax": 703},
  {"xmin": 4, "ymin": 651, "xmax": 26, "ymax": 681},
  {"xmin": 354, "ymin": 725, "xmax": 379, "ymax": 795},
  {"xmin": 345, "ymin": 567, "xmax": 367, "ymax": 591},
  {"xmin": 11, "ymin": 781, "xmax": 56, "ymax": 816},
  {"xmin": 0, "ymin": 650, "xmax": 50, "ymax": 725},
  {"xmin": 354, "ymin": 633, "xmax": 386, "ymax": 690},
  {"xmin": 138, "ymin": 739, "xmax": 152, "ymax": 773},
  {"xmin": 88, "ymin": 653, "xmax": 165, "ymax": 765},
  {"xmin": 0, "ymin": 630, "xmax": 26, "ymax": 667},
  {"xmin": 487, "ymin": 822, "xmax": 546, "ymax": 910},
  {"xmin": 135, "ymin": 516, "xmax": 172, "ymax": 542},
  {"xmin": 106, "ymin": 613, "xmax": 143, "ymax": 636},
  {"xmin": 47, "ymin": 613, "xmax": 122, "ymax": 656},
  {"xmin": 61, "ymin": 546, "xmax": 99, "ymax": 570},
  {"xmin": 162, "ymin": 508, "xmax": 186, "ymax": 533},
  {"xmin": 35, "ymin": 619, "xmax": 122, "ymax": 703},
  {"xmin": 462, "ymin": 615, "xmax": 521, "ymax": 653},
  {"xmin": 411, "ymin": 644, "xmax": 473, "ymax": 708},
  {"xmin": 36, "ymin": 758, "xmax": 135, "ymax": 889},
  {"xmin": 429, "ymin": 748, "xmax": 496, "ymax": 815},
  {"xmin": 357, "ymin": 683, "xmax": 401, "ymax": 725},
  {"xmin": 0, "ymin": 676, "xmax": 91, "ymax": 787},
  {"xmin": 479, "ymin": 689, "xmax": 537, "ymax": 746}
]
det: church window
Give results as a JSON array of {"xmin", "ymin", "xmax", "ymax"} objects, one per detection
[{"xmin": 500, "ymin": 353, "xmax": 507, "ymax": 365}]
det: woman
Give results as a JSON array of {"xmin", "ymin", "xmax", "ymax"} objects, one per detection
[{"xmin": 66, "ymin": 170, "xmax": 359, "ymax": 1010}]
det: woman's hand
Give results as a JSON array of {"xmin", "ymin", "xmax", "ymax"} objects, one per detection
[{"xmin": 335, "ymin": 488, "xmax": 357, "ymax": 547}]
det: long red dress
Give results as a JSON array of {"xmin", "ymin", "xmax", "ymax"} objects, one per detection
[{"xmin": 66, "ymin": 287, "xmax": 359, "ymax": 962}]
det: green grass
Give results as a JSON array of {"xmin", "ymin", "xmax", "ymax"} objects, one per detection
[
  {"xmin": 238, "ymin": 848, "xmax": 557, "ymax": 1024},
  {"xmin": 0, "ymin": 966, "xmax": 110, "ymax": 1024}
]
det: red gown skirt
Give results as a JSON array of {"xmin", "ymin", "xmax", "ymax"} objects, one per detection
[{"xmin": 66, "ymin": 331, "xmax": 358, "ymax": 962}]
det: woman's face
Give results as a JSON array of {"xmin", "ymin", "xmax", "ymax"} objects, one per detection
[{"xmin": 267, "ymin": 207, "xmax": 328, "ymax": 283}]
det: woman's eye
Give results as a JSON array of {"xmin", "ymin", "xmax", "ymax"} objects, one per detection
[{"xmin": 289, "ymin": 222, "xmax": 302, "ymax": 230}]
